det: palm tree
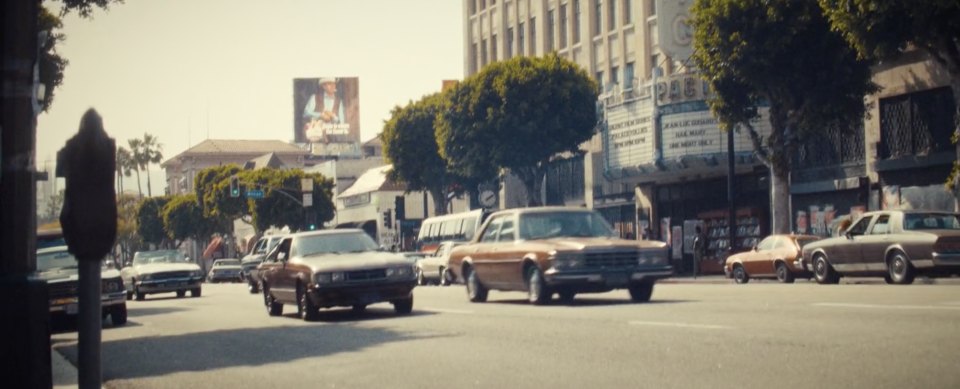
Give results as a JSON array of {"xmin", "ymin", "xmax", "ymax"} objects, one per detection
[
  {"xmin": 115, "ymin": 146, "xmax": 135, "ymax": 194},
  {"xmin": 128, "ymin": 138, "xmax": 144, "ymax": 198},
  {"xmin": 140, "ymin": 133, "xmax": 163, "ymax": 197}
]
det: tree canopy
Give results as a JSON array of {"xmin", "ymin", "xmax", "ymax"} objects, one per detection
[
  {"xmin": 242, "ymin": 168, "xmax": 335, "ymax": 233},
  {"xmin": 437, "ymin": 54, "xmax": 598, "ymax": 206},
  {"xmin": 691, "ymin": 0, "xmax": 878, "ymax": 233},
  {"xmin": 136, "ymin": 196, "xmax": 170, "ymax": 247},
  {"xmin": 162, "ymin": 194, "xmax": 220, "ymax": 246}
]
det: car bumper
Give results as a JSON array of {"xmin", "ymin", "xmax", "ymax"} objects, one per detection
[
  {"xmin": 308, "ymin": 280, "xmax": 417, "ymax": 308},
  {"xmin": 137, "ymin": 278, "xmax": 203, "ymax": 293},
  {"xmin": 207, "ymin": 273, "xmax": 242, "ymax": 282},
  {"xmin": 49, "ymin": 291, "xmax": 127, "ymax": 314},
  {"xmin": 544, "ymin": 266, "xmax": 673, "ymax": 289}
]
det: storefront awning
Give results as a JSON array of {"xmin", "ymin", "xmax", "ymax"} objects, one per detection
[
  {"xmin": 202, "ymin": 236, "xmax": 222, "ymax": 259},
  {"xmin": 337, "ymin": 165, "xmax": 393, "ymax": 199}
]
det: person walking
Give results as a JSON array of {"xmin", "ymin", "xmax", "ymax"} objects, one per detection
[{"xmin": 693, "ymin": 225, "xmax": 707, "ymax": 278}]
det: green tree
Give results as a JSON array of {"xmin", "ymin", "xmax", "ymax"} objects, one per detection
[
  {"xmin": 140, "ymin": 133, "xmax": 164, "ymax": 197},
  {"xmin": 194, "ymin": 164, "xmax": 246, "ymax": 223},
  {"xmin": 437, "ymin": 54, "xmax": 599, "ymax": 206},
  {"xmin": 162, "ymin": 194, "xmax": 222, "ymax": 247},
  {"xmin": 383, "ymin": 93, "xmax": 466, "ymax": 215},
  {"xmin": 127, "ymin": 138, "xmax": 144, "ymax": 197},
  {"xmin": 115, "ymin": 146, "xmax": 135, "ymax": 194},
  {"xmin": 136, "ymin": 196, "xmax": 170, "ymax": 248},
  {"xmin": 39, "ymin": 189, "xmax": 65, "ymax": 225},
  {"xmin": 691, "ymin": 0, "xmax": 878, "ymax": 233},
  {"xmin": 818, "ymin": 0, "xmax": 960, "ymax": 189},
  {"xmin": 115, "ymin": 193, "xmax": 142, "ymax": 266},
  {"xmin": 242, "ymin": 168, "xmax": 335, "ymax": 233}
]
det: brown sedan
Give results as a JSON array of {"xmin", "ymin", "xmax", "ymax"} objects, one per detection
[
  {"xmin": 724, "ymin": 234, "xmax": 821, "ymax": 284},
  {"xmin": 802, "ymin": 210, "xmax": 960, "ymax": 284},
  {"xmin": 447, "ymin": 207, "xmax": 672, "ymax": 305},
  {"xmin": 259, "ymin": 229, "xmax": 417, "ymax": 321}
]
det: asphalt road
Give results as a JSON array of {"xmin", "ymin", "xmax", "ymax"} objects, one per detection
[{"xmin": 52, "ymin": 279, "xmax": 960, "ymax": 389}]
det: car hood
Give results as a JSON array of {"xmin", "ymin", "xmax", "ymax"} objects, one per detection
[
  {"xmin": 34, "ymin": 267, "xmax": 121, "ymax": 283},
  {"xmin": 129, "ymin": 263, "xmax": 201, "ymax": 274},
  {"xmin": 298, "ymin": 251, "xmax": 412, "ymax": 272},
  {"xmin": 536, "ymin": 237, "xmax": 667, "ymax": 251}
]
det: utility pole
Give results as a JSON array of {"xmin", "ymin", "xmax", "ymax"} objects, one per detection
[{"xmin": 0, "ymin": 0, "xmax": 49, "ymax": 387}]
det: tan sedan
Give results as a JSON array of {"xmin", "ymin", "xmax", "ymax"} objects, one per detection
[
  {"xmin": 724, "ymin": 234, "xmax": 821, "ymax": 284},
  {"xmin": 447, "ymin": 207, "xmax": 672, "ymax": 305}
]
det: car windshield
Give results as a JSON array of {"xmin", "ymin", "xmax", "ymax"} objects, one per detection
[
  {"xmin": 214, "ymin": 260, "xmax": 240, "ymax": 267},
  {"xmin": 36, "ymin": 249, "xmax": 78, "ymax": 271},
  {"xmin": 133, "ymin": 250, "xmax": 188, "ymax": 265},
  {"xmin": 519, "ymin": 211, "xmax": 616, "ymax": 239},
  {"xmin": 297, "ymin": 232, "xmax": 379, "ymax": 257},
  {"xmin": 903, "ymin": 213, "xmax": 960, "ymax": 230}
]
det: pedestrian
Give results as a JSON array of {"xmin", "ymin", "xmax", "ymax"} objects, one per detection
[{"xmin": 693, "ymin": 225, "xmax": 707, "ymax": 277}]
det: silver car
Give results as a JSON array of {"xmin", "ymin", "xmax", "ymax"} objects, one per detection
[
  {"xmin": 416, "ymin": 241, "xmax": 463, "ymax": 286},
  {"xmin": 121, "ymin": 250, "xmax": 204, "ymax": 300}
]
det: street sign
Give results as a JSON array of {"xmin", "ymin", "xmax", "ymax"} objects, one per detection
[
  {"xmin": 302, "ymin": 193, "xmax": 313, "ymax": 207},
  {"xmin": 246, "ymin": 189, "xmax": 264, "ymax": 199},
  {"xmin": 301, "ymin": 178, "xmax": 314, "ymax": 192}
]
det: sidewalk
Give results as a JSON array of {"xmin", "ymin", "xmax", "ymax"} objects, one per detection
[
  {"xmin": 51, "ymin": 347, "xmax": 79, "ymax": 389},
  {"xmin": 659, "ymin": 274, "xmax": 730, "ymax": 284}
]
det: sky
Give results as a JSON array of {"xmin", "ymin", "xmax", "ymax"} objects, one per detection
[{"xmin": 36, "ymin": 0, "xmax": 464, "ymax": 174}]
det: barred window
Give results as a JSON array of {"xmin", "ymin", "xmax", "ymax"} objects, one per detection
[
  {"xmin": 879, "ymin": 86, "xmax": 956, "ymax": 160},
  {"xmin": 795, "ymin": 122, "xmax": 865, "ymax": 169},
  {"xmin": 546, "ymin": 156, "xmax": 586, "ymax": 205}
]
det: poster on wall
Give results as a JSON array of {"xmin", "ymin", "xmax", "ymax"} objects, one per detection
[
  {"xmin": 795, "ymin": 211, "xmax": 808, "ymax": 234},
  {"xmin": 293, "ymin": 77, "xmax": 360, "ymax": 145},
  {"xmin": 671, "ymin": 226, "xmax": 684, "ymax": 260}
]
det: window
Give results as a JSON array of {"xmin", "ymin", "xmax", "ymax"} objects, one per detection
[
  {"xmin": 481, "ymin": 38, "xmax": 488, "ymax": 65},
  {"xmin": 529, "ymin": 17, "xmax": 536, "ymax": 55},
  {"xmin": 594, "ymin": 0, "xmax": 602, "ymax": 36},
  {"xmin": 573, "ymin": 0, "xmax": 581, "ymax": 43},
  {"xmin": 480, "ymin": 217, "xmax": 503, "ymax": 242},
  {"xmin": 506, "ymin": 27, "xmax": 514, "ymax": 58},
  {"xmin": 499, "ymin": 219, "xmax": 516, "ymax": 241},
  {"xmin": 611, "ymin": 65, "xmax": 619, "ymax": 85},
  {"xmin": 847, "ymin": 216, "xmax": 873, "ymax": 236},
  {"xmin": 878, "ymin": 86, "xmax": 956, "ymax": 160},
  {"xmin": 547, "ymin": 9, "xmax": 555, "ymax": 52},
  {"xmin": 623, "ymin": 0, "xmax": 632, "ymax": 24},
  {"xmin": 470, "ymin": 42, "xmax": 478, "ymax": 73},
  {"xmin": 560, "ymin": 4, "xmax": 568, "ymax": 48},
  {"xmin": 624, "ymin": 62, "xmax": 634, "ymax": 89},
  {"xmin": 608, "ymin": 0, "xmax": 616, "ymax": 30},
  {"xmin": 756, "ymin": 236, "xmax": 776, "ymax": 251},
  {"xmin": 491, "ymin": 34, "xmax": 498, "ymax": 61},
  {"xmin": 871, "ymin": 215, "xmax": 890, "ymax": 235},
  {"xmin": 518, "ymin": 21, "xmax": 525, "ymax": 54},
  {"xmin": 596, "ymin": 71, "xmax": 604, "ymax": 90},
  {"xmin": 649, "ymin": 0, "xmax": 656, "ymax": 16}
]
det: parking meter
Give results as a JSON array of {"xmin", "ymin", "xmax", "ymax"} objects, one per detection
[{"xmin": 57, "ymin": 109, "xmax": 117, "ymax": 260}]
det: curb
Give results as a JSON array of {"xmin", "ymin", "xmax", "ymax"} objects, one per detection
[{"xmin": 52, "ymin": 347, "xmax": 79, "ymax": 389}]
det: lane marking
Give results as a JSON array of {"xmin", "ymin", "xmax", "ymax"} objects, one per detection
[
  {"xmin": 813, "ymin": 302, "xmax": 960, "ymax": 311},
  {"xmin": 420, "ymin": 307, "xmax": 475, "ymax": 315},
  {"xmin": 628, "ymin": 321, "xmax": 732, "ymax": 330}
]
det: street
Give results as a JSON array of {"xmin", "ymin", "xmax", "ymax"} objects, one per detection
[{"xmin": 52, "ymin": 279, "xmax": 960, "ymax": 389}]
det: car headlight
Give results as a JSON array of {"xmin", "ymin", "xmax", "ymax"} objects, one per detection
[
  {"xmin": 386, "ymin": 265, "xmax": 414, "ymax": 278},
  {"xmin": 639, "ymin": 249, "xmax": 668, "ymax": 266},
  {"xmin": 102, "ymin": 279, "xmax": 122, "ymax": 293},
  {"xmin": 315, "ymin": 273, "xmax": 332, "ymax": 284},
  {"xmin": 552, "ymin": 253, "xmax": 583, "ymax": 269},
  {"xmin": 331, "ymin": 272, "xmax": 345, "ymax": 282}
]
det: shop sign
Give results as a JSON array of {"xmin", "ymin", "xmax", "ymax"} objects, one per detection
[
  {"xmin": 605, "ymin": 99, "xmax": 656, "ymax": 170},
  {"xmin": 661, "ymin": 107, "xmax": 771, "ymax": 159},
  {"xmin": 656, "ymin": 73, "xmax": 712, "ymax": 106},
  {"xmin": 342, "ymin": 192, "xmax": 370, "ymax": 208}
]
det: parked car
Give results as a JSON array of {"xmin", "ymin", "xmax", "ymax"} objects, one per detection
[
  {"xmin": 121, "ymin": 250, "xmax": 204, "ymax": 300},
  {"xmin": 416, "ymin": 241, "xmax": 464, "ymax": 286},
  {"xmin": 801, "ymin": 210, "xmax": 960, "ymax": 284},
  {"xmin": 207, "ymin": 258, "xmax": 243, "ymax": 283},
  {"xmin": 35, "ymin": 246, "xmax": 127, "ymax": 326},
  {"xmin": 724, "ymin": 234, "xmax": 821, "ymax": 284},
  {"xmin": 241, "ymin": 234, "xmax": 285, "ymax": 293},
  {"xmin": 259, "ymin": 229, "xmax": 417, "ymax": 321},
  {"xmin": 447, "ymin": 207, "xmax": 672, "ymax": 305}
]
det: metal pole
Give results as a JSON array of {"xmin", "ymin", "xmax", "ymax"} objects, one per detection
[
  {"xmin": 77, "ymin": 260, "xmax": 102, "ymax": 389},
  {"xmin": 727, "ymin": 127, "xmax": 737, "ymax": 264}
]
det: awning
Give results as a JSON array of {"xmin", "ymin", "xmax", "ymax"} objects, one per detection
[
  {"xmin": 337, "ymin": 165, "xmax": 393, "ymax": 199},
  {"xmin": 202, "ymin": 236, "xmax": 223, "ymax": 259}
]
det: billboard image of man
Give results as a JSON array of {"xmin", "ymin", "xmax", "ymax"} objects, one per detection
[{"xmin": 293, "ymin": 77, "xmax": 360, "ymax": 147}]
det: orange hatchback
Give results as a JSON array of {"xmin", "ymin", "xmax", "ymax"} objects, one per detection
[{"xmin": 724, "ymin": 234, "xmax": 821, "ymax": 284}]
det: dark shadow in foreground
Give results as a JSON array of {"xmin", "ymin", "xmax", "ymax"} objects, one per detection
[
  {"xmin": 485, "ymin": 297, "xmax": 695, "ymax": 306},
  {"xmin": 55, "ymin": 322, "xmax": 444, "ymax": 381}
]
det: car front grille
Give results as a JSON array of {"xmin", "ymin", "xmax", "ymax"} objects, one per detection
[
  {"xmin": 48, "ymin": 281, "xmax": 79, "ymax": 299},
  {"xmin": 346, "ymin": 269, "xmax": 386, "ymax": 281},
  {"xmin": 153, "ymin": 271, "xmax": 192, "ymax": 280},
  {"xmin": 583, "ymin": 251, "xmax": 638, "ymax": 269}
]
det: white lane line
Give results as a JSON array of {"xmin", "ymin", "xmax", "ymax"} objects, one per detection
[
  {"xmin": 420, "ymin": 307, "xmax": 475, "ymax": 315},
  {"xmin": 813, "ymin": 302, "xmax": 960, "ymax": 311},
  {"xmin": 941, "ymin": 302, "xmax": 960, "ymax": 306},
  {"xmin": 628, "ymin": 321, "xmax": 732, "ymax": 330}
]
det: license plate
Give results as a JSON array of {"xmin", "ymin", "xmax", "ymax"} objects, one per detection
[
  {"xmin": 358, "ymin": 292, "xmax": 380, "ymax": 304},
  {"xmin": 65, "ymin": 303, "xmax": 79, "ymax": 315},
  {"xmin": 606, "ymin": 273, "xmax": 628, "ymax": 286}
]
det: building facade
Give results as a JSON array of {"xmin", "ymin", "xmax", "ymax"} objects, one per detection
[{"xmin": 161, "ymin": 139, "xmax": 310, "ymax": 195}]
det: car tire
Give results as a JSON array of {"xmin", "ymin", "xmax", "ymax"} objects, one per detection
[
  {"xmin": 526, "ymin": 266, "xmax": 551, "ymax": 305},
  {"xmin": 465, "ymin": 267, "xmax": 488, "ymax": 303},
  {"xmin": 813, "ymin": 254, "xmax": 840, "ymax": 284},
  {"xmin": 393, "ymin": 296, "xmax": 413, "ymax": 315},
  {"xmin": 176, "ymin": 290, "xmax": 186, "ymax": 298},
  {"xmin": 125, "ymin": 290, "xmax": 133, "ymax": 301},
  {"xmin": 775, "ymin": 262, "xmax": 795, "ymax": 283},
  {"xmin": 732, "ymin": 265, "xmax": 750, "ymax": 284},
  {"xmin": 297, "ymin": 283, "xmax": 319, "ymax": 322},
  {"xmin": 628, "ymin": 282, "xmax": 654, "ymax": 302},
  {"xmin": 439, "ymin": 267, "xmax": 451, "ymax": 286},
  {"xmin": 134, "ymin": 284, "xmax": 145, "ymax": 301},
  {"xmin": 248, "ymin": 279, "xmax": 260, "ymax": 294},
  {"xmin": 263, "ymin": 284, "xmax": 282, "ymax": 317},
  {"xmin": 416, "ymin": 267, "xmax": 426, "ymax": 286},
  {"xmin": 558, "ymin": 290, "xmax": 576, "ymax": 304},
  {"xmin": 110, "ymin": 304, "xmax": 128, "ymax": 326},
  {"xmin": 190, "ymin": 288, "xmax": 201, "ymax": 298},
  {"xmin": 887, "ymin": 250, "xmax": 915, "ymax": 285}
]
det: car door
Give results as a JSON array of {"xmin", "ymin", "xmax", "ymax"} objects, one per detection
[
  {"xmin": 489, "ymin": 216, "xmax": 524, "ymax": 290},
  {"xmin": 831, "ymin": 215, "xmax": 873, "ymax": 273},
  {"xmin": 470, "ymin": 216, "xmax": 504, "ymax": 285},
  {"xmin": 743, "ymin": 236, "xmax": 776, "ymax": 276},
  {"xmin": 858, "ymin": 214, "xmax": 892, "ymax": 273},
  {"xmin": 266, "ymin": 238, "xmax": 296, "ymax": 302}
]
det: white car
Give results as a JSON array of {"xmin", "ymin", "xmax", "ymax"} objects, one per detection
[
  {"xmin": 121, "ymin": 250, "xmax": 204, "ymax": 300},
  {"xmin": 207, "ymin": 258, "xmax": 243, "ymax": 283},
  {"xmin": 416, "ymin": 241, "xmax": 464, "ymax": 286}
]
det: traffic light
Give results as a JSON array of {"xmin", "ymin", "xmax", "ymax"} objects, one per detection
[
  {"xmin": 383, "ymin": 210, "xmax": 392, "ymax": 228},
  {"xmin": 394, "ymin": 196, "xmax": 405, "ymax": 221},
  {"xmin": 230, "ymin": 176, "xmax": 240, "ymax": 198}
]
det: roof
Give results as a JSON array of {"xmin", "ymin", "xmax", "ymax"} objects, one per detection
[
  {"xmin": 162, "ymin": 139, "xmax": 308, "ymax": 167},
  {"xmin": 243, "ymin": 152, "xmax": 286, "ymax": 170},
  {"xmin": 336, "ymin": 165, "xmax": 394, "ymax": 199}
]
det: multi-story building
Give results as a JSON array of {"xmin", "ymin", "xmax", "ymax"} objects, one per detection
[
  {"xmin": 464, "ymin": 0, "xmax": 957, "ymax": 273},
  {"xmin": 161, "ymin": 139, "xmax": 310, "ymax": 195}
]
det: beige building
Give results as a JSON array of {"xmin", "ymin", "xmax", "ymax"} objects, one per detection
[{"xmin": 161, "ymin": 139, "xmax": 310, "ymax": 195}]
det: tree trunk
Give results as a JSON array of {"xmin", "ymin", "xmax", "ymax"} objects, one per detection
[
  {"xmin": 770, "ymin": 168, "xmax": 791, "ymax": 234},
  {"xmin": 134, "ymin": 168, "xmax": 143, "ymax": 198},
  {"xmin": 516, "ymin": 166, "xmax": 545, "ymax": 207},
  {"xmin": 430, "ymin": 187, "xmax": 448, "ymax": 216},
  {"xmin": 146, "ymin": 171, "xmax": 152, "ymax": 197}
]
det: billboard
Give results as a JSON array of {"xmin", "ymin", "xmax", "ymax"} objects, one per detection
[{"xmin": 293, "ymin": 77, "xmax": 360, "ymax": 145}]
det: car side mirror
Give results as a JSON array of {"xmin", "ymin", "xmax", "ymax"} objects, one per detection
[{"xmin": 277, "ymin": 252, "xmax": 287, "ymax": 261}]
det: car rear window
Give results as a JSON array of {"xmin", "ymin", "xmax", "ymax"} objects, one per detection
[{"xmin": 904, "ymin": 214, "xmax": 960, "ymax": 230}]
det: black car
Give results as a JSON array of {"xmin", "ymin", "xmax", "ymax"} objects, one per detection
[{"xmin": 35, "ymin": 245, "xmax": 127, "ymax": 326}]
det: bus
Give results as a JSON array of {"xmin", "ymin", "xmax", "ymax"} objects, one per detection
[{"xmin": 415, "ymin": 209, "xmax": 490, "ymax": 253}]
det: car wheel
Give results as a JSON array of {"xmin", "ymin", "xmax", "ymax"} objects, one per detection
[
  {"xmin": 248, "ymin": 278, "xmax": 260, "ymax": 294},
  {"xmin": 465, "ymin": 267, "xmax": 488, "ymax": 303},
  {"xmin": 297, "ymin": 283, "xmax": 319, "ymax": 321},
  {"xmin": 558, "ymin": 290, "xmax": 576, "ymax": 304},
  {"xmin": 190, "ymin": 287, "xmax": 201, "ymax": 298},
  {"xmin": 775, "ymin": 262, "xmax": 795, "ymax": 283},
  {"xmin": 526, "ymin": 266, "xmax": 551, "ymax": 305},
  {"xmin": 110, "ymin": 304, "xmax": 128, "ymax": 326},
  {"xmin": 134, "ymin": 284, "xmax": 145, "ymax": 301},
  {"xmin": 813, "ymin": 254, "xmax": 840, "ymax": 284},
  {"xmin": 176, "ymin": 290, "xmax": 186, "ymax": 298},
  {"xmin": 628, "ymin": 282, "xmax": 654, "ymax": 302},
  {"xmin": 263, "ymin": 284, "xmax": 282, "ymax": 317},
  {"xmin": 393, "ymin": 296, "xmax": 413, "ymax": 315},
  {"xmin": 887, "ymin": 251, "xmax": 915, "ymax": 285},
  {"xmin": 125, "ymin": 290, "xmax": 133, "ymax": 301},
  {"xmin": 352, "ymin": 304, "xmax": 367, "ymax": 314},
  {"xmin": 439, "ymin": 267, "xmax": 451, "ymax": 286},
  {"xmin": 416, "ymin": 267, "xmax": 426, "ymax": 286},
  {"xmin": 732, "ymin": 265, "xmax": 749, "ymax": 284}
]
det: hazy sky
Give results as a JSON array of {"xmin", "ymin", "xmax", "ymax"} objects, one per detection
[{"xmin": 36, "ymin": 0, "xmax": 464, "ymax": 170}]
